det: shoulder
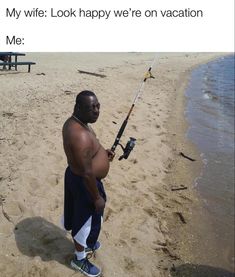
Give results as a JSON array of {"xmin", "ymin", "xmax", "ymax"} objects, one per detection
[{"xmin": 64, "ymin": 119, "xmax": 93, "ymax": 147}]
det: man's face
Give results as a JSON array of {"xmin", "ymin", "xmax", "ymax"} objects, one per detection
[{"xmin": 80, "ymin": 95, "xmax": 100, "ymax": 123}]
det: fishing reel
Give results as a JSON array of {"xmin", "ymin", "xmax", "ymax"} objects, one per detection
[{"xmin": 117, "ymin": 137, "xmax": 136, "ymax": 161}]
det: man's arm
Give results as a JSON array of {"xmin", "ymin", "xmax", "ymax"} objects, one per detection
[{"xmin": 71, "ymin": 131, "xmax": 105, "ymax": 213}]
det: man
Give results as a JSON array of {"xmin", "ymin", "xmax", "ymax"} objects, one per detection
[{"xmin": 62, "ymin": 90, "xmax": 114, "ymax": 277}]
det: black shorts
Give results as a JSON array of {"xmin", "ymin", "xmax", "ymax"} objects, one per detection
[{"xmin": 63, "ymin": 167, "xmax": 106, "ymax": 248}]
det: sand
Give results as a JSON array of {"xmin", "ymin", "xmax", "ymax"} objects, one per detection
[{"xmin": 0, "ymin": 53, "xmax": 223, "ymax": 277}]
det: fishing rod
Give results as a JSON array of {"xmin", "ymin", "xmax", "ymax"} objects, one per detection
[{"xmin": 111, "ymin": 56, "xmax": 156, "ymax": 160}]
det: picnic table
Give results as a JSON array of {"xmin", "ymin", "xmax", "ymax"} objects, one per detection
[{"xmin": 0, "ymin": 52, "xmax": 36, "ymax": 72}]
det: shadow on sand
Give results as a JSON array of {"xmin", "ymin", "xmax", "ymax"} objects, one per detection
[
  {"xmin": 14, "ymin": 217, "xmax": 74, "ymax": 267},
  {"xmin": 171, "ymin": 263, "xmax": 235, "ymax": 277},
  {"xmin": 0, "ymin": 70, "xmax": 27, "ymax": 75}
]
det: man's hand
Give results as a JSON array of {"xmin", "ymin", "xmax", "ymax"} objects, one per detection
[
  {"xmin": 94, "ymin": 196, "xmax": 105, "ymax": 213},
  {"xmin": 106, "ymin": 149, "xmax": 115, "ymax": 161}
]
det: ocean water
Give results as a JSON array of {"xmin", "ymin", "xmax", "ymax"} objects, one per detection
[{"xmin": 185, "ymin": 55, "xmax": 235, "ymax": 271}]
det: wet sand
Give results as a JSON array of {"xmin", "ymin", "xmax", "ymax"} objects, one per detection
[
  {"xmin": 171, "ymin": 55, "xmax": 235, "ymax": 275},
  {"xmin": 0, "ymin": 53, "xmax": 227, "ymax": 277}
]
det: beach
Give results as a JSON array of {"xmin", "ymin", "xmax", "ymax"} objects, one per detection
[
  {"xmin": 175, "ymin": 55, "xmax": 235, "ymax": 275},
  {"xmin": 0, "ymin": 52, "xmax": 230, "ymax": 277}
]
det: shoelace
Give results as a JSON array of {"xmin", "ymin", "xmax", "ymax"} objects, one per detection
[
  {"xmin": 80, "ymin": 256, "xmax": 93, "ymax": 272},
  {"xmin": 86, "ymin": 249, "xmax": 96, "ymax": 259},
  {"xmin": 79, "ymin": 244, "xmax": 97, "ymax": 272}
]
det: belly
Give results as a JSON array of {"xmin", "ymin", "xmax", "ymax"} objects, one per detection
[{"xmin": 92, "ymin": 146, "xmax": 110, "ymax": 179}]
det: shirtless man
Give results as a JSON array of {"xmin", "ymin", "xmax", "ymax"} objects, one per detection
[{"xmin": 62, "ymin": 91, "xmax": 114, "ymax": 277}]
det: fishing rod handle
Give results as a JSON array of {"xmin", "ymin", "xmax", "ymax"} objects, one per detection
[{"xmin": 111, "ymin": 119, "xmax": 128, "ymax": 152}]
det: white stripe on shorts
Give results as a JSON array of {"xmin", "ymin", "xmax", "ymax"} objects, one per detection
[{"xmin": 73, "ymin": 216, "xmax": 92, "ymax": 248}]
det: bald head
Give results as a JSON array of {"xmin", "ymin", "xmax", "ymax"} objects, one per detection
[{"xmin": 75, "ymin": 90, "xmax": 96, "ymax": 107}]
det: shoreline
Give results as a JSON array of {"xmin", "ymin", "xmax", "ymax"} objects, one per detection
[
  {"xmin": 163, "ymin": 60, "xmax": 210, "ymax": 264},
  {"xmin": 0, "ymin": 53, "xmax": 230, "ymax": 277},
  {"xmin": 163, "ymin": 53, "xmax": 234, "ymax": 275}
]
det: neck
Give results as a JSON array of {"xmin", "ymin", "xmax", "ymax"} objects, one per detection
[
  {"xmin": 72, "ymin": 115, "xmax": 92, "ymax": 133},
  {"xmin": 73, "ymin": 114, "xmax": 87, "ymax": 125}
]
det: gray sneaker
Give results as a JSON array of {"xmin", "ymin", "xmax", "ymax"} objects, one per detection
[{"xmin": 71, "ymin": 256, "xmax": 101, "ymax": 277}]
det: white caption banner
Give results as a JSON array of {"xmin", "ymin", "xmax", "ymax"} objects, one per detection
[{"xmin": 0, "ymin": 0, "xmax": 234, "ymax": 52}]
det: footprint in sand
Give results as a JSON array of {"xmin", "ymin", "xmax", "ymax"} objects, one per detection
[
  {"xmin": 153, "ymin": 237, "xmax": 167, "ymax": 248},
  {"xmin": 172, "ymin": 198, "xmax": 183, "ymax": 205},
  {"xmin": 104, "ymin": 206, "xmax": 114, "ymax": 222},
  {"xmin": 143, "ymin": 207, "xmax": 158, "ymax": 218},
  {"xmin": 138, "ymin": 138, "xmax": 147, "ymax": 145},
  {"xmin": 179, "ymin": 195, "xmax": 193, "ymax": 202},
  {"xmin": 2, "ymin": 112, "xmax": 14, "ymax": 118},
  {"xmin": 136, "ymin": 173, "xmax": 146, "ymax": 181},
  {"xmin": 130, "ymin": 237, "xmax": 138, "ymax": 243},
  {"xmin": 3, "ymin": 200, "xmax": 23, "ymax": 218},
  {"xmin": 46, "ymin": 174, "xmax": 60, "ymax": 187},
  {"xmin": 27, "ymin": 265, "xmax": 49, "ymax": 277},
  {"xmin": 28, "ymin": 177, "xmax": 40, "ymax": 191},
  {"xmin": 118, "ymin": 239, "xmax": 128, "ymax": 247},
  {"xmin": 18, "ymin": 154, "xmax": 28, "ymax": 161},
  {"xmin": 123, "ymin": 256, "xmax": 136, "ymax": 271},
  {"xmin": 153, "ymin": 192, "xmax": 165, "ymax": 200},
  {"xmin": 159, "ymin": 220, "xmax": 169, "ymax": 234},
  {"xmin": 129, "ymin": 158, "xmax": 138, "ymax": 164},
  {"xmin": 131, "ymin": 125, "xmax": 137, "ymax": 131},
  {"xmin": 49, "ymin": 198, "xmax": 60, "ymax": 212}
]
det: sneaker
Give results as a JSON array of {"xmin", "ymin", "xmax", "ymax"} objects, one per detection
[
  {"xmin": 85, "ymin": 241, "xmax": 101, "ymax": 254},
  {"xmin": 71, "ymin": 256, "xmax": 101, "ymax": 277}
]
